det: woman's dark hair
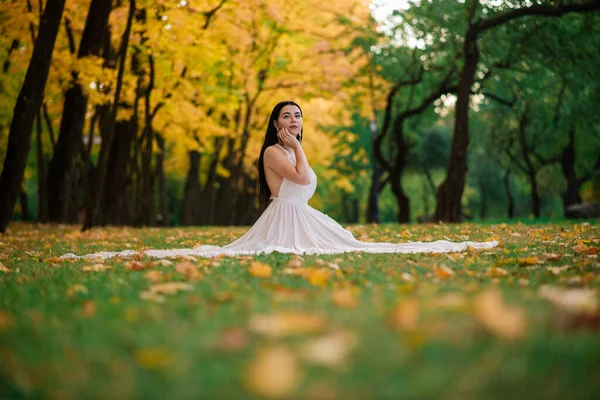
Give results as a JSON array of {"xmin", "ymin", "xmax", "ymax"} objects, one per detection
[{"xmin": 257, "ymin": 101, "xmax": 303, "ymax": 210}]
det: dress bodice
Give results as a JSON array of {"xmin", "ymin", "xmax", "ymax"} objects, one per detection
[{"xmin": 271, "ymin": 144, "xmax": 317, "ymax": 206}]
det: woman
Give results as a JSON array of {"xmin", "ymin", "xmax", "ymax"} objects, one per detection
[{"xmin": 61, "ymin": 101, "xmax": 497, "ymax": 260}]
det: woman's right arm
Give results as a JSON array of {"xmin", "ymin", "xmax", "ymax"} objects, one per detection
[{"xmin": 264, "ymin": 146, "xmax": 311, "ymax": 186}]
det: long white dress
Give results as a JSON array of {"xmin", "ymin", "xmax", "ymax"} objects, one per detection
[{"xmin": 60, "ymin": 144, "xmax": 498, "ymax": 260}]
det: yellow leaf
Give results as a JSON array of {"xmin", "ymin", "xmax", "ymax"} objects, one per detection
[
  {"xmin": 148, "ymin": 282, "xmax": 193, "ymax": 295},
  {"xmin": 517, "ymin": 257, "xmax": 543, "ymax": 266},
  {"xmin": 140, "ymin": 291, "xmax": 165, "ymax": 303},
  {"xmin": 175, "ymin": 261, "xmax": 203, "ymax": 281},
  {"xmin": 248, "ymin": 261, "xmax": 272, "ymax": 278},
  {"xmin": 82, "ymin": 264, "xmax": 112, "ymax": 272},
  {"xmin": 249, "ymin": 312, "xmax": 327, "ymax": 338},
  {"xmin": 487, "ymin": 267, "xmax": 509, "ymax": 277},
  {"xmin": 434, "ymin": 265, "xmax": 454, "ymax": 279},
  {"xmin": 144, "ymin": 270, "xmax": 164, "ymax": 282},
  {"xmin": 134, "ymin": 348, "xmax": 173, "ymax": 370},
  {"xmin": 473, "ymin": 289, "xmax": 526, "ymax": 340},
  {"xmin": 331, "ymin": 287, "xmax": 358, "ymax": 309},
  {"xmin": 388, "ymin": 298, "xmax": 419, "ymax": 331},
  {"xmin": 66, "ymin": 284, "xmax": 88, "ymax": 297},
  {"xmin": 307, "ymin": 269, "xmax": 330, "ymax": 286},
  {"xmin": 0, "ymin": 262, "xmax": 10, "ymax": 273},
  {"xmin": 244, "ymin": 345, "xmax": 299, "ymax": 398}
]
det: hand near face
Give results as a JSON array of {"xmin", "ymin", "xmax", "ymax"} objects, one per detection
[{"xmin": 278, "ymin": 127, "xmax": 300, "ymax": 148}]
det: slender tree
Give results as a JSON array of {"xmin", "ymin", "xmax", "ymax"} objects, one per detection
[
  {"xmin": 0, "ymin": 0, "xmax": 67, "ymax": 233},
  {"xmin": 82, "ymin": 0, "xmax": 135, "ymax": 232}
]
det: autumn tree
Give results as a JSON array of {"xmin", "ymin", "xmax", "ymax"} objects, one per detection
[{"xmin": 0, "ymin": 0, "xmax": 66, "ymax": 233}]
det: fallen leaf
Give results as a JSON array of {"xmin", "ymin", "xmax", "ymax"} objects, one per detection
[
  {"xmin": 175, "ymin": 261, "xmax": 203, "ymax": 281},
  {"xmin": 0, "ymin": 262, "xmax": 10, "ymax": 273},
  {"xmin": 148, "ymin": 282, "xmax": 194, "ymax": 295},
  {"xmin": 331, "ymin": 288, "xmax": 358, "ymax": 309},
  {"xmin": 154, "ymin": 259, "xmax": 173, "ymax": 266},
  {"xmin": 244, "ymin": 345, "xmax": 299, "ymax": 398},
  {"xmin": 434, "ymin": 265, "xmax": 455, "ymax": 279},
  {"xmin": 541, "ymin": 253, "xmax": 561, "ymax": 261},
  {"xmin": 287, "ymin": 255, "xmax": 304, "ymax": 268},
  {"xmin": 66, "ymin": 284, "xmax": 88, "ymax": 297},
  {"xmin": 140, "ymin": 291, "xmax": 165, "ymax": 303},
  {"xmin": 316, "ymin": 259, "xmax": 340, "ymax": 270},
  {"xmin": 487, "ymin": 267, "xmax": 509, "ymax": 277},
  {"xmin": 301, "ymin": 330, "xmax": 358, "ymax": 368},
  {"xmin": 84, "ymin": 257, "xmax": 105, "ymax": 264},
  {"xmin": 81, "ymin": 300, "xmax": 96, "ymax": 317},
  {"xmin": 264, "ymin": 284, "xmax": 311, "ymax": 301},
  {"xmin": 538, "ymin": 286, "xmax": 598, "ymax": 315},
  {"xmin": 473, "ymin": 289, "xmax": 527, "ymax": 340},
  {"xmin": 307, "ymin": 269, "xmax": 330, "ymax": 286},
  {"xmin": 134, "ymin": 348, "xmax": 173, "ymax": 370},
  {"xmin": 126, "ymin": 261, "xmax": 151, "ymax": 271},
  {"xmin": 518, "ymin": 257, "xmax": 543, "ymax": 266},
  {"xmin": 82, "ymin": 264, "xmax": 112, "ymax": 272},
  {"xmin": 546, "ymin": 265, "xmax": 570, "ymax": 275},
  {"xmin": 248, "ymin": 261, "xmax": 272, "ymax": 278},
  {"xmin": 401, "ymin": 272, "xmax": 416, "ymax": 282},
  {"xmin": 144, "ymin": 270, "xmax": 164, "ymax": 282},
  {"xmin": 388, "ymin": 298, "xmax": 419, "ymax": 331},
  {"xmin": 249, "ymin": 312, "xmax": 327, "ymax": 338}
]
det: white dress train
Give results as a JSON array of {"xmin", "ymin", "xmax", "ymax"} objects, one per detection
[{"xmin": 60, "ymin": 144, "xmax": 498, "ymax": 260}]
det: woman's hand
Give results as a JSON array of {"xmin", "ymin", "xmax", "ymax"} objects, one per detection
[{"xmin": 278, "ymin": 127, "xmax": 300, "ymax": 148}]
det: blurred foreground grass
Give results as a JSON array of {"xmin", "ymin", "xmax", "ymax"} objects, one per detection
[{"xmin": 0, "ymin": 221, "xmax": 599, "ymax": 399}]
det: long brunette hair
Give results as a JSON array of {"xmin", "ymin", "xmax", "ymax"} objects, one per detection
[{"xmin": 257, "ymin": 101, "xmax": 303, "ymax": 210}]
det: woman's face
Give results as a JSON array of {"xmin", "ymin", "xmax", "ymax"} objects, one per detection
[{"xmin": 274, "ymin": 105, "xmax": 303, "ymax": 136}]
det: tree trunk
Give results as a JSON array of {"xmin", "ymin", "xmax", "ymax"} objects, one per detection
[
  {"xmin": 503, "ymin": 169, "xmax": 514, "ymax": 219},
  {"xmin": 47, "ymin": 0, "xmax": 112, "ymax": 223},
  {"xmin": 36, "ymin": 108, "xmax": 49, "ymax": 222},
  {"xmin": 101, "ymin": 119, "xmax": 136, "ymax": 225},
  {"xmin": 182, "ymin": 150, "xmax": 202, "ymax": 226},
  {"xmin": 516, "ymin": 109, "xmax": 542, "ymax": 218},
  {"xmin": 479, "ymin": 182, "xmax": 487, "ymax": 219},
  {"xmin": 529, "ymin": 172, "xmax": 541, "ymax": 218},
  {"xmin": 390, "ymin": 176, "xmax": 410, "ymax": 224},
  {"xmin": 155, "ymin": 134, "xmax": 170, "ymax": 226},
  {"xmin": 561, "ymin": 125, "xmax": 582, "ymax": 214},
  {"xmin": 366, "ymin": 143, "xmax": 382, "ymax": 223},
  {"xmin": 82, "ymin": 0, "xmax": 135, "ymax": 232},
  {"xmin": 435, "ymin": 30, "xmax": 479, "ymax": 222},
  {"xmin": 391, "ymin": 113, "xmax": 410, "ymax": 223},
  {"xmin": 0, "ymin": 0, "xmax": 66, "ymax": 233},
  {"xmin": 20, "ymin": 190, "xmax": 30, "ymax": 221},
  {"xmin": 138, "ymin": 55, "xmax": 156, "ymax": 226}
]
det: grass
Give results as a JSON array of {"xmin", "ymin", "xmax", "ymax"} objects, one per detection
[{"xmin": 0, "ymin": 220, "xmax": 599, "ymax": 399}]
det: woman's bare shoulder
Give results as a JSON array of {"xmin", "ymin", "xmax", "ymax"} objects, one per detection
[{"xmin": 264, "ymin": 144, "xmax": 285, "ymax": 160}]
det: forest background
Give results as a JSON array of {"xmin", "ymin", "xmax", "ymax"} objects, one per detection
[{"xmin": 0, "ymin": 0, "xmax": 599, "ymax": 230}]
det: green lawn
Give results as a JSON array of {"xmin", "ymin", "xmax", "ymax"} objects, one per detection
[{"xmin": 1, "ymin": 221, "xmax": 599, "ymax": 399}]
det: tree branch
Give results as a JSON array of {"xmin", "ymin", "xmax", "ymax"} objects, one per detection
[
  {"xmin": 203, "ymin": 0, "xmax": 228, "ymax": 30},
  {"xmin": 476, "ymin": 1, "xmax": 600, "ymax": 33}
]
